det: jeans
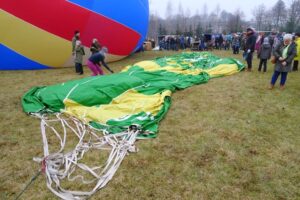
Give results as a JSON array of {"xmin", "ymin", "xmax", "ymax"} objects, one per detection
[
  {"xmin": 246, "ymin": 52, "xmax": 253, "ymax": 69},
  {"xmin": 232, "ymin": 45, "xmax": 239, "ymax": 54},
  {"xmin": 293, "ymin": 60, "xmax": 298, "ymax": 71},
  {"xmin": 75, "ymin": 63, "xmax": 83, "ymax": 74},
  {"xmin": 258, "ymin": 59, "xmax": 268, "ymax": 72},
  {"xmin": 271, "ymin": 71, "xmax": 288, "ymax": 86}
]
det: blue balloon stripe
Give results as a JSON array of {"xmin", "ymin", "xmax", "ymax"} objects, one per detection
[{"xmin": 0, "ymin": 44, "xmax": 50, "ymax": 70}]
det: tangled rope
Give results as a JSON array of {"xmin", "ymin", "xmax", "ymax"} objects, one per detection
[{"xmin": 32, "ymin": 114, "xmax": 139, "ymax": 200}]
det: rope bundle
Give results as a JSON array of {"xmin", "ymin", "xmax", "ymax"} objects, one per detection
[{"xmin": 33, "ymin": 114, "xmax": 139, "ymax": 200}]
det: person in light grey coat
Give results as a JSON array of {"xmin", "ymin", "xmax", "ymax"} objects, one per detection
[
  {"xmin": 270, "ymin": 34, "xmax": 297, "ymax": 89},
  {"xmin": 74, "ymin": 40, "xmax": 85, "ymax": 75},
  {"xmin": 258, "ymin": 37, "xmax": 272, "ymax": 72}
]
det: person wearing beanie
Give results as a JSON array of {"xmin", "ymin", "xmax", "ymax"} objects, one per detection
[
  {"xmin": 255, "ymin": 32, "xmax": 265, "ymax": 53},
  {"xmin": 244, "ymin": 27, "xmax": 257, "ymax": 71},
  {"xmin": 258, "ymin": 37, "xmax": 272, "ymax": 72},
  {"xmin": 293, "ymin": 32, "xmax": 300, "ymax": 71},
  {"xmin": 270, "ymin": 34, "xmax": 297, "ymax": 90},
  {"xmin": 87, "ymin": 47, "xmax": 114, "ymax": 76},
  {"xmin": 90, "ymin": 38, "xmax": 102, "ymax": 55}
]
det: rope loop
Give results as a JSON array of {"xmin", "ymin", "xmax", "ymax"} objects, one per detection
[{"xmin": 34, "ymin": 114, "xmax": 139, "ymax": 200}]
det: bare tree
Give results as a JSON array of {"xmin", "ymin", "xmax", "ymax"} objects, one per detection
[
  {"xmin": 173, "ymin": 2, "xmax": 184, "ymax": 35},
  {"xmin": 148, "ymin": 13, "xmax": 160, "ymax": 39},
  {"xmin": 165, "ymin": 0, "xmax": 174, "ymax": 34},
  {"xmin": 165, "ymin": 0, "xmax": 173, "ymax": 19},
  {"xmin": 286, "ymin": 0, "xmax": 300, "ymax": 32},
  {"xmin": 202, "ymin": 3, "xmax": 208, "ymax": 30},
  {"xmin": 272, "ymin": 0, "xmax": 287, "ymax": 29},
  {"xmin": 263, "ymin": 10, "xmax": 274, "ymax": 31},
  {"xmin": 227, "ymin": 9, "xmax": 244, "ymax": 33},
  {"xmin": 184, "ymin": 8, "xmax": 192, "ymax": 34},
  {"xmin": 202, "ymin": 3, "xmax": 208, "ymax": 18},
  {"xmin": 214, "ymin": 4, "xmax": 221, "ymax": 18},
  {"xmin": 147, "ymin": 0, "xmax": 299, "ymax": 40},
  {"xmin": 253, "ymin": 4, "xmax": 266, "ymax": 31},
  {"xmin": 219, "ymin": 10, "xmax": 231, "ymax": 32},
  {"xmin": 195, "ymin": 9, "xmax": 200, "ymax": 17}
]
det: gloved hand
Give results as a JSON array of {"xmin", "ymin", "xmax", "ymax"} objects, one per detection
[{"xmin": 247, "ymin": 49, "xmax": 251, "ymax": 53}]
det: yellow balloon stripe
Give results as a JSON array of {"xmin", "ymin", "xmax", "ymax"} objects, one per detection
[
  {"xmin": 0, "ymin": 10, "xmax": 71, "ymax": 67},
  {"xmin": 123, "ymin": 61, "xmax": 203, "ymax": 75},
  {"xmin": 123, "ymin": 61, "xmax": 239, "ymax": 77},
  {"xmin": 63, "ymin": 89, "xmax": 172, "ymax": 124},
  {"xmin": 204, "ymin": 64, "xmax": 239, "ymax": 77}
]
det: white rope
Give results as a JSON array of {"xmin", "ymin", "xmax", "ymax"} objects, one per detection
[{"xmin": 33, "ymin": 114, "xmax": 139, "ymax": 200}]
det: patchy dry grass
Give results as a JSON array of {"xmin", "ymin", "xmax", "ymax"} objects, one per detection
[{"xmin": 0, "ymin": 50, "xmax": 299, "ymax": 200}]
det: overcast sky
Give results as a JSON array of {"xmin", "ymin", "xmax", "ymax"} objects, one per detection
[{"xmin": 149, "ymin": 0, "xmax": 290, "ymax": 20}]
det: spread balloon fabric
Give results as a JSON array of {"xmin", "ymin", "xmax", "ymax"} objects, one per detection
[{"xmin": 22, "ymin": 52, "xmax": 244, "ymax": 138}]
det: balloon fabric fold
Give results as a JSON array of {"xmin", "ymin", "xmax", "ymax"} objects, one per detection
[{"xmin": 22, "ymin": 52, "xmax": 244, "ymax": 138}]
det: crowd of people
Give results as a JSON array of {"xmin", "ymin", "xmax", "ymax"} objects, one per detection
[
  {"xmin": 158, "ymin": 29, "xmax": 300, "ymax": 90},
  {"xmin": 241, "ymin": 28, "xmax": 299, "ymax": 90},
  {"xmin": 158, "ymin": 34, "xmax": 235, "ymax": 51},
  {"xmin": 71, "ymin": 30, "xmax": 114, "ymax": 76}
]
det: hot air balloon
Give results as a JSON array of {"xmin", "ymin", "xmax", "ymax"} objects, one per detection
[{"xmin": 0, "ymin": 0, "xmax": 149, "ymax": 70}]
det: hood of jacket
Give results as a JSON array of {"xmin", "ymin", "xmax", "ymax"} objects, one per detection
[{"xmin": 262, "ymin": 43, "xmax": 271, "ymax": 49}]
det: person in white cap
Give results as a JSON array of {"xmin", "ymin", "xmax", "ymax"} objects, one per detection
[
  {"xmin": 270, "ymin": 34, "xmax": 297, "ymax": 90},
  {"xmin": 74, "ymin": 40, "xmax": 85, "ymax": 75}
]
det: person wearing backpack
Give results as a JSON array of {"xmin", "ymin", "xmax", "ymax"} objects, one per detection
[{"xmin": 258, "ymin": 37, "xmax": 272, "ymax": 72}]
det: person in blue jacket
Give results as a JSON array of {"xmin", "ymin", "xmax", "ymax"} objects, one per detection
[{"xmin": 87, "ymin": 47, "xmax": 114, "ymax": 76}]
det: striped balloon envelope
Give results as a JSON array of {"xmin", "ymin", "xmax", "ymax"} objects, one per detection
[{"xmin": 0, "ymin": 0, "xmax": 149, "ymax": 70}]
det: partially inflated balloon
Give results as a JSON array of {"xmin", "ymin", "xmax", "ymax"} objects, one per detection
[{"xmin": 0, "ymin": 0, "xmax": 149, "ymax": 70}]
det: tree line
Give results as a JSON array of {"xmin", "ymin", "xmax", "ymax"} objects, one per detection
[{"xmin": 147, "ymin": 0, "xmax": 300, "ymax": 40}]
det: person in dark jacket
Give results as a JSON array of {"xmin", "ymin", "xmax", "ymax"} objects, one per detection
[
  {"xmin": 244, "ymin": 27, "xmax": 257, "ymax": 71},
  {"xmin": 218, "ymin": 34, "xmax": 224, "ymax": 50},
  {"xmin": 258, "ymin": 37, "xmax": 272, "ymax": 72},
  {"xmin": 269, "ymin": 34, "xmax": 297, "ymax": 90},
  {"xmin": 87, "ymin": 47, "xmax": 114, "ymax": 76},
  {"xmin": 90, "ymin": 38, "xmax": 101, "ymax": 55}
]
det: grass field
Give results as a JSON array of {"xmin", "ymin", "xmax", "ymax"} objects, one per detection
[{"xmin": 0, "ymin": 50, "xmax": 299, "ymax": 200}]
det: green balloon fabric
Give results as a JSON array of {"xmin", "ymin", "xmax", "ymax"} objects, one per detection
[{"xmin": 22, "ymin": 52, "xmax": 244, "ymax": 138}]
